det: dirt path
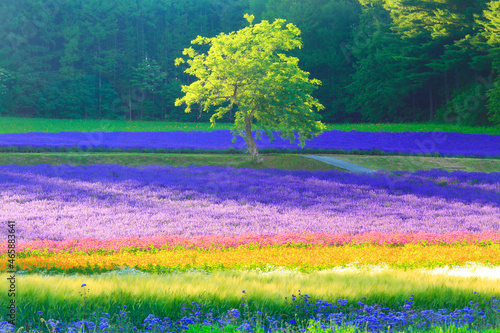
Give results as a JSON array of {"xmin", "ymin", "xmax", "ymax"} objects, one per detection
[{"xmin": 301, "ymin": 155, "xmax": 376, "ymax": 173}]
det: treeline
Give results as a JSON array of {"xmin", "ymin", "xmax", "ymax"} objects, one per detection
[{"xmin": 0, "ymin": 0, "xmax": 499, "ymax": 125}]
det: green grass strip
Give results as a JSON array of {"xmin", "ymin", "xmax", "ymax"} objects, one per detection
[
  {"xmin": 1, "ymin": 117, "xmax": 499, "ymax": 134},
  {"xmin": 323, "ymin": 154, "xmax": 500, "ymax": 173},
  {"xmin": 2, "ymin": 269, "xmax": 499, "ymax": 328},
  {"xmin": 183, "ymin": 321, "xmax": 500, "ymax": 333},
  {"xmin": 1, "ymin": 152, "xmax": 499, "ymax": 172},
  {"xmin": 0, "ymin": 153, "xmax": 342, "ymax": 171}
]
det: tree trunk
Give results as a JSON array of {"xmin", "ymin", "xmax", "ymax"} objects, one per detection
[
  {"xmin": 128, "ymin": 90, "xmax": 132, "ymax": 121},
  {"xmin": 113, "ymin": 34, "xmax": 117, "ymax": 87},
  {"xmin": 444, "ymin": 72, "xmax": 450, "ymax": 104},
  {"xmin": 429, "ymin": 85, "xmax": 434, "ymax": 122},
  {"xmin": 98, "ymin": 71, "xmax": 102, "ymax": 119},
  {"xmin": 245, "ymin": 117, "xmax": 263, "ymax": 164},
  {"xmin": 412, "ymin": 90, "xmax": 416, "ymax": 121}
]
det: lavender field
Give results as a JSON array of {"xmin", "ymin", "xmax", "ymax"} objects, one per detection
[
  {"xmin": 1, "ymin": 130, "xmax": 500, "ymax": 157},
  {"xmin": 1, "ymin": 164, "xmax": 499, "ymax": 242}
]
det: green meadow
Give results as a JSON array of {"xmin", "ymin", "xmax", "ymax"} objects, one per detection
[
  {"xmin": 2, "ymin": 268, "xmax": 500, "ymax": 331},
  {"xmin": 0, "ymin": 153, "xmax": 342, "ymax": 171},
  {"xmin": 1, "ymin": 152, "xmax": 500, "ymax": 172},
  {"xmin": 1, "ymin": 117, "xmax": 500, "ymax": 135}
]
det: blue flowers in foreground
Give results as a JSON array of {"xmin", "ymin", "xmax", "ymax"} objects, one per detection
[
  {"xmin": 0, "ymin": 130, "xmax": 499, "ymax": 157},
  {"xmin": 1, "ymin": 294, "xmax": 498, "ymax": 333}
]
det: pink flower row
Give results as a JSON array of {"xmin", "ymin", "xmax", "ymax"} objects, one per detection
[{"xmin": 2, "ymin": 232, "xmax": 500, "ymax": 255}]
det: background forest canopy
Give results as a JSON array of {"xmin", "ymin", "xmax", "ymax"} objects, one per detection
[{"xmin": 0, "ymin": 0, "xmax": 499, "ymax": 126}]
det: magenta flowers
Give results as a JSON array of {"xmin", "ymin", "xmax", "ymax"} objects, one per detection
[{"xmin": 4, "ymin": 232, "xmax": 500, "ymax": 255}]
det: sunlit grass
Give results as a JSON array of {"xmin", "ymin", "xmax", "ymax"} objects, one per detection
[
  {"xmin": 325, "ymin": 123, "xmax": 500, "ymax": 135},
  {"xmin": 0, "ymin": 117, "xmax": 230, "ymax": 133},
  {"xmin": 326, "ymin": 154, "xmax": 500, "ymax": 173},
  {"xmin": 0, "ymin": 153, "xmax": 341, "ymax": 171},
  {"xmin": 184, "ymin": 321, "xmax": 500, "ymax": 333},
  {"xmin": 2, "ymin": 268, "xmax": 499, "ymax": 328},
  {"xmin": 0, "ymin": 117, "xmax": 499, "ymax": 134},
  {"xmin": 1, "ymin": 152, "xmax": 499, "ymax": 172}
]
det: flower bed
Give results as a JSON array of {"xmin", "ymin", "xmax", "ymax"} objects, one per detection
[
  {"xmin": 5, "ymin": 243, "xmax": 500, "ymax": 274},
  {"xmin": 0, "ymin": 130, "xmax": 499, "ymax": 157},
  {"xmin": 2, "ymin": 293, "xmax": 499, "ymax": 333},
  {"xmin": 1, "ymin": 165, "xmax": 499, "ymax": 242},
  {"xmin": 2, "ymin": 164, "xmax": 500, "ymax": 331},
  {"xmin": 2, "ymin": 164, "xmax": 499, "ymax": 275},
  {"xmin": 3, "ymin": 232, "xmax": 500, "ymax": 255}
]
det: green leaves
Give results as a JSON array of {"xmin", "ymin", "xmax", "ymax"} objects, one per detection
[
  {"xmin": 175, "ymin": 14, "xmax": 325, "ymax": 158},
  {"xmin": 480, "ymin": 0, "xmax": 500, "ymax": 46},
  {"xmin": 487, "ymin": 81, "xmax": 500, "ymax": 125},
  {"xmin": 244, "ymin": 13, "xmax": 255, "ymax": 25},
  {"xmin": 0, "ymin": 68, "xmax": 13, "ymax": 96}
]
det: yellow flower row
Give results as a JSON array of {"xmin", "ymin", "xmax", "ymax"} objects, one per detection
[{"xmin": 6, "ymin": 244, "xmax": 500, "ymax": 272}]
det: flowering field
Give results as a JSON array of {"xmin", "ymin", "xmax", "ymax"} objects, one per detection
[
  {"xmin": 1, "ymin": 130, "xmax": 500, "ymax": 157},
  {"xmin": 1, "ymin": 164, "xmax": 500, "ymax": 274},
  {"xmin": 1, "ymin": 165, "xmax": 499, "ymax": 242},
  {"xmin": 1, "ymin": 126, "xmax": 500, "ymax": 332},
  {"xmin": 6, "ymin": 240, "xmax": 500, "ymax": 274}
]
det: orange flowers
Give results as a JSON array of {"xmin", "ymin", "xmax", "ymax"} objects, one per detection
[{"xmin": 5, "ymin": 244, "xmax": 500, "ymax": 273}]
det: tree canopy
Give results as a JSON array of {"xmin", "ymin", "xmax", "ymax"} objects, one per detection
[
  {"xmin": 175, "ymin": 14, "xmax": 325, "ymax": 162},
  {"xmin": 0, "ymin": 0, "xmax": 499, "ymax": 126}
]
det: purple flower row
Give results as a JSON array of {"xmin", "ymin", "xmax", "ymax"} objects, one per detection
[
  {"xmin": 2, "ymin": 294, "xmax": 498, "ymax": 333},
  {"xmin": 2, "ymin": 294, "xmax": 499, "ymax": 333},
  {"xmin": 1, "ymin": 164, "xmax": 498, "ymax": 242},
  {"xmin": 0, "ymin": 130, "xmax": 499, "ymax": 157}
]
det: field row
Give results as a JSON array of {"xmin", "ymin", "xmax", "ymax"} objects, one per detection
[
  {"xmin": 1, "ymin": 130, "xmax": 500, "ymax": 157},
  {"xmin": 1, "ymin": 165, "xmax": 499, "ymax": 241},
  {"xmin": 5, "ymin": 232, "xmax": 500, "ymax": 255},
  {"xmin": 5, "ymin": 244, "xmax": 500, "ymax": 274},
  {"xmin": 2, "ymin": 270, "xmax": 499, "ymax": 332}
]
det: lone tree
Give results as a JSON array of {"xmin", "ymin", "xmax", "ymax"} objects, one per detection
[{"xmin": 175, "ymin": 14, "xmax": 325, "ymax": 163}]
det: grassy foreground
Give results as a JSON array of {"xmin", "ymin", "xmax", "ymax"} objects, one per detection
[
  {"xmin": 0, "ymin": 153, "xmax": 342, "ymax": 171},
  {"xmin": 330, "ymin": 154, "xmax": 500, "ymax": 173},
  {"xmin": 2, "ymin": 269, "xmax": 499, "ymax": 329},
  {"xmin": 185, "ymin": 323, "xmax": 500, "ymax": 333},
  {"xmin": 1, "ymin": 152, "xmax": 499, "ymax": 172},
  {"xmin": 1, "ymin": 117, "xmax": 499, "ymax": 135}
]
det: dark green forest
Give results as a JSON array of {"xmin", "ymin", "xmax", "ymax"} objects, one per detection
[{"xmin": 0, "ymin": 0, "xmax": 499, "ymax": 125}]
